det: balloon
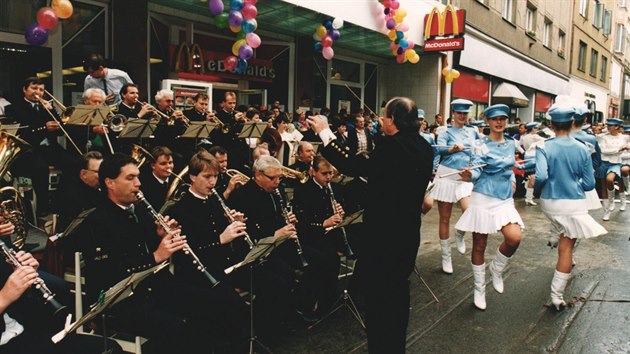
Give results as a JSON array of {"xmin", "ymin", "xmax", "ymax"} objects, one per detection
[
  {"xmin": 451, "ymin": 70, "xmax": 460, "ymax": 79},
  {"xmin": 329, "ymin": 29, "xmax": 341, "ymax": 41},
  {"xmin": 382, "ymin": 0, "xmax": 392, "ymax": 8},
  {"xmin": 244, "ymin": 0, "xmax": 258, "ymax": 4},
  {"xmin": 209, "ymin": 0, "xmax": 224, "ymax": 16},
  {"xmin": 315, "ymin": 25, "xmax": 327, "ymax": 40},
  {"xmin": 384, "ymin": 7, "xmax": 390, "ymax": 15},
  {"xmin": 228, "ymin": 10, "xmax": 243, "ymax": 27},
  {"xmin": 224, "ymin": 56, "xmax": 238, "ymax": 71},
  {"xmin": 229, "ymin": 25, "xmax": 242, "ymax": 33},
  {"xmin": 24, "ymin": 24, "xmax": 48, "ymax": 46},
  {"xmin": 407, "ymin": 40, "xmax": 415, "ymax": 49},
  {"xmin": 404, "ymin": 48, "xmax": 415, "ymax": 60},
  {"xmin": 397, "ymin": 23, "xmax": 409, "ymax": 32},
  {"xmin": 396, "ymin": 47, "xmax": 403, "ymax": 55},
  {"xmin": 323, "ymin": 19, "xmax": 333, "ymax": 30},
  {"xmin": 396, "ymin": 54, "xmax": 405, "ymax": 64},
  {"xmin": 321, "ymin": 35, "xmax": 333, "ymax": 48},
  {"xmin": 241, "ymin": 4, "xmax": 258, "ymax": 19},
  {"xmin": 215, "ymin": 13, "xmax": 229, "ymax": 29},
  {"xmin": 389, "ymin": 42, "xmax": 398, "ymax": 51},
  {"xmin": 313, "ymin": 40, "xmax": 323, "ymax": 53},
  {"xmin": 332, "ymin": 18, "xmax": 344, "ymax": 29},
  {"xmin": 37, "ymin": 8, "xmax": 58, "ymax": 30},
  {"xmin": 246, "ymin": 33, "xmax": 261, "ymax": 48},
  {"xmin": 238, "ymin": 44, "xmax": 254, "ymax": 60},
  {"xmin": 391, "ymin": 0, "xmax": 400, "ymax": 9},
  {"xmin": 394, "ymin": 8, "xmax": 407, "ymax": 23},
  {"xmin": 409, "ymin": 54, "xmax": 420, "ymax": 64},
  {"xmin": 445, "ymin": 75, "xmax": 454, "ymax": 84},
  {"xmin": 230, "ymin": 0, "xmax": 244, "ymax": 11},
  {"xmin": 232, "ymin": 39, "xmax": 247, "ymax": 55},
  {"xmin": 387, "ymin": 30, "xmax": 396, "ymax": 41},
  {"xmin": 52, "ymin": 0, "xmax": 73, "ymax": 19},
  {"xmin": 399, "ymin": 39, "xmax": 409, "ymax": 49},
  {"xmin": 396, "ymin": 31, "xmax": 404, "ymax": 40},
  {"xmin": 236, "ymin": 31, "xmax": 246, "ymax": 40},
  {"xmin": 235, "ymin": 58, "xmax": 248, "ymax": 74},
  {"xmin": 322, "ymin": 46, "xmax": 334, "ymax": 60},
  {"xmin": 241, "ymin": 19, "xmax": 257, "ymax": 34},
  {"xmin": 386, "ymin": 19, "xmax": 396, "ymax": 30},
  {"xmin": 442, "ymin": 68, "xmax": 450, "ymax": 76},
  {"xmin": 313, "ymin": 32, "xmax": 322, "ymax": 41}
]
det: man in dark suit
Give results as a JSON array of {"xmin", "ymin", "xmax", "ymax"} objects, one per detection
[
  {"xmin": 347, "ymin": 115, "xmax": 374, "ymax": 156},
  {"xmin": 139, "ymin": 146, "xmax": 173, "ymax": 211},
  {"xmin": 212, "ymin": 92, "xmax": 249, "ymax": 172},
  {"xmin": 289, "ymin": 141, "xmax": 315, "ymax": 173},
  {"xmin": 208, "ymin": 145, "xmax": 246, "ymax": 200},
  {"xmin": 308, "ymin": 97, "xmax": 433, "ymax": 353},
  {"xmin": 334, "ymin": 121, "xmax": 349, "ymax": 149},
  {"xmin": 4, "ymin": 77, "xmax": 76, "ymax": 216}
]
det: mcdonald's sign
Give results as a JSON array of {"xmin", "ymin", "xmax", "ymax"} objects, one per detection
[{"xmin": 423, "ymin": 5, "xmax": 466, "ymax": 52}]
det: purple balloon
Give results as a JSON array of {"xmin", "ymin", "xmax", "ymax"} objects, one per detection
[
  {"xmin": 238, "ymin": 44, "xmax": 254, "ymax": 60},
  {"xmin": 228, "ymin": 10, "xmax": 243, "ymax": 27},
  {"xmin": 25, "ymin": 23, "xmax": 48, "ymax": 46},
  {"xmin": 386, "ymin": 18, "xmax": 396, "ymax": 30},
  {"xmin": 329, "ymin": 29, "xmax": 341, "ymax": 41},
  {"xmin": 209, "ymin": 0, "xmax": 224, "ymax": 16}
]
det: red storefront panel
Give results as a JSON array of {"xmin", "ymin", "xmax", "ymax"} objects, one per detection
[
  {"xmin": 535, "ymin": 92, "xmax": 552, "ymax": 112},
  {"xmin": 452, "ymin": 70, "xmax": 489, "ymax": 103}
]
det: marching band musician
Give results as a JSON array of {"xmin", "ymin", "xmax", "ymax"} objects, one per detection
[
  {"xmin": 570, "ymin": 107, "xmax": 602, "ymax": 214},
  {"xmin": 519, "ymin": 121, "xmax": 546, "ymax": 206},
  {"xmin": 289, "ymin": 141, "xmax": 316, "ymax": 174},
  {"xmin": 229, "ymin": 155, "xmax": 335, "ymax": 323},
  {"xmin": 534, "ymin": 106, "xmax": 607, "ymax": 311},
  {"xmin": 596, "ymin": 118, "xmax": 629, "ymax": 221},
  {"xmin": 429, "ymin": 99, "xmax": 481, "ymax": 273},
  {"xmin": 116, "ymin": 83, "xmax": 154, "ymax": 119},
  {"xmin": 291, "ymin": 155, "xmax": 344, "ymax": 316},
  {"xmin": 139, "ymin": 146, "xmax": 174, "ymax": 211},
  {"xmin": 208, "ymin": 146, "xmax": 246, "ymax": 200},
  {"xmin": 308, "ymin": 97, "xmax": 433, "ymax": 353},
  {"xmin": 183, "ymin": 92, "xmax": 214, "ymax": 123},
  {"xmin": 454, "ymin": 104, "xmax": 524, "ymax": 311},
  {"xmin": 74, "ymin": 153, "xmax": 246, "ymax": 353},
  {"xmin": 162, "ymin": 150, "xmax": 294, "ymax": 342},
  {"xmin": 213, "ymin": 91, "xmax": 250, "ymax": 173},
  {"xmin": 5, "ymin": 77, "xmax": 74, "ymax": 216},
  {"xmin": 151, "ymin": 89, "xmax": 187, "ymax": 155}
]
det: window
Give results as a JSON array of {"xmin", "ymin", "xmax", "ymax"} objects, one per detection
[
  {"xmin": 580, "ymin": 0, "xmax": 589, "ymax": 17},
  {"xmin": 590, "ymin": 49, "xmax": 598, "ymax": 76},
  {"xmin": 615, "ymin": 24, "xmax": 625, "ymax": 52},
  {"xmin": 593, "ymin": 2, "xmax": 604, "ymax": 28},
  {"xmin": 603, "ymin": 10, "xmax": 612, "ymax": 35},
  {"xmin": 559, "ymin": 30, "xmax": 566, "ymax": 52},
  {"xmin": 578, "ymin": 41, "xmax": 587, "ymax": 71},
  {"xmin": 502, "ymin": 0, "xmax": 514, "ymax": 22},
  {"xmin": 600, "ymin": 56, "xmax": 607, "ymax": 82},
  {"xmin": 526, "ymin": 5, "xmax": 536, "ymax": 33},
  {"xmin": 543, "ymin": 20, "xmax": 551, "ymax": 47},
  {"xmin": 619, "ymin": 0, "xmax": 627, "ymax": 8}
]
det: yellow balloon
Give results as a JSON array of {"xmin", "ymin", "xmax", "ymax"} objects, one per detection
[
  {"xmin": 394, "ymin": 9, "xmax": 407, "ymax": 23},
  {"xmin": 451, "ymin": 70, "xmax": 460, "ymax": 79},
  {"xmin": 388, "ymin": 30, "xmax": 397, "ymax": 41},
  {"xmin": 409, "ymin": 54, "xmax": 420, "ymax": 64},
  {"xmin": 232, "ymin": 39, "xmax": 247, "ymax": 56},
  {"xmin": 52, "ymin": 0, "xmax": 73, "ymax": 19},
  {"xmin": 405, "ymin": 49, "xmax": 415, "ymax": 60},
  {"xmin": 445, "ymin": 75, "xmax": 454, "ymax": 84},
  {"xmin": 316, "ymin": 25, "xmax": 327, "ymax": 40},
  {"xmin": 442, "ymin": 68, "xmax": 450, "ymax": 76}
]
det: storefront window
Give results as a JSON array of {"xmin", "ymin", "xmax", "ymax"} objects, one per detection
[
  {"xmin": 330, "ymin": 58, "xmax": 360, "ymax": 83},
  {"xmin": 0, "ymin": 0, "xmax": 46, "ymax": 34},
  {"xmin": 0, "ymin": 42, "xmax": 51, "ymax": 102}
]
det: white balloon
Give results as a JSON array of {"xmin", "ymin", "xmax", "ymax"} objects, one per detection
[{"xmin": 332, "ymin": 18, "xmax": 344, "ymax": 29}]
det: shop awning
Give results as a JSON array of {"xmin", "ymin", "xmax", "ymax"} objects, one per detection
[{"xmin": 492, "ymin": 82, "xmax": 529, "ymax": 107}]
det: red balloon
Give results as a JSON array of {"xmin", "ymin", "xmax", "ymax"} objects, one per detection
[
  {"xmin": 224, "ymin": 56, "xmax": 238, "ymax": 71},
  {"xmin": 37, "ymin": 7, "xmax": 59, "ymax": 30},
  {"xmin": 321, "ymin": 35, "xmax": 333, "ymax": 48}
]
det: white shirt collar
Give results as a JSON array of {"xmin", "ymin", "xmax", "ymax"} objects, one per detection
[
  {"xmin": 188, "ymin": 187, "xmax": 208, "ymax": 200},
  {"xmin": 152, "ymin": 172, "xmax": 168, "ymax": 185}
]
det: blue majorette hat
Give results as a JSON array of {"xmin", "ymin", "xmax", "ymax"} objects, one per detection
[
  {"xmin": 483, "ymin": 104, "xmax": 510, "ymax": 119},
  {"xmin": 547, "ymin": 106, "xmax": 575, "ymax": 123},
  {"xmin": 606, "ymin": 118, "xmax": 623, "ymax": 126},
  {"xmin": 451, "ymin": 98, "xmax": 473, "ymax": 113}
]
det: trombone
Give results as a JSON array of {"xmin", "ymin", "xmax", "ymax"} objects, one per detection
[
  {"xmin": 138, "ymin": 101, "xmax": 190, "ymax": 128},
  {"xmin": 35, "ymin": 91, "xmax": 82, "ymax": 155}
]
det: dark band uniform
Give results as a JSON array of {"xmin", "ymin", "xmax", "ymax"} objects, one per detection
[
  {"xmin": 74, "ymin": 198, "xmax": 245, "ymax": 352},
  {"xmin": 213, "ymin": 110, "xmax": 250, "ymax": 172},
  {"xmin": 139, "ymin": 171, "xmax": 170, "ymax": 212}
]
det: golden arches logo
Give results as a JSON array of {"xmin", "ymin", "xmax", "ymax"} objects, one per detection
[
  {"xmin": 424, "ymin": 4, "xmax": 462, "ymax": 40},
  {"xmin": 174, "ymin": 42, "xmax": 206, "ymax": 74}
]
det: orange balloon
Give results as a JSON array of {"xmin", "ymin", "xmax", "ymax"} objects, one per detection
[
  {"xmin": 445, "ymin": 75, "xmax": 454, "ymax": 84},
  {"xmin": 52, "ymin": 0, "xmax": 73, "ymax": 20},
  {"xmin": 451, "ymin": 70, "xmax": 460, "ymax": 79},
  {"xmin": 442, "ymin": 68, "xmax": 450, "ymax": 76}
]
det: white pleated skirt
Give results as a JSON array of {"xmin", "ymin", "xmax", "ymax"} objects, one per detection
[
  {"xmin": 585, "ymin": 189, "xmax": 602, "ymax": 210},
  {"xmin": 455, "ymin": 192, "xmax": 524, "ymax": 234},
  {"xmin": 430, "ymin": 165, "xmax": 473, "ymax": 203},
  {"xmin": 540, "ymin": 198, "xmax": 607, "ymax": 239}
]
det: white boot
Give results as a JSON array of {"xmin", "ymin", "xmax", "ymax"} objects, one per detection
[
  {"xmin": 607, "ymin": 189, "xmax": 616, "ymax": 212},
  {"xmin": 620, "ymin": 193, "xmax": 626, "ymax": 211},
  {"xmin": 472, "ymin": 263, "xmax": 486, "ymax": 310},
  {"xmin": 525, "ymin": 187, "xmax": 537, "ymax": 206},
  {"xmin": 547, "ymin": 233, "xmax": 560, "ymax": 248},
  {"xmin": 455, "ymin": 229, "xmax": 466, "ymax": 254},
  {"xmin": 550, "ymin": 270, "xmax": 571, "ymax": 310},
  {"xmin": 440, "ymin": 239, "xmax": 453, "ymax": 274},
  {"xmin": 602, "ymin": 200, "xmax": 611, "ymax": 221},
  {"xmin": 623, "ymin": 175, "xmax": 630, "ymax": 194},
  {"xmin": 489, "ymin": 248, "xmax": 510, "ymax": 294}
]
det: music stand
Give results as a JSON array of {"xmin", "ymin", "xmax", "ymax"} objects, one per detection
[
  {"xmin": 51, "ymin": 261, "xmax": 169, "ymax": 343},
  {"xmin": 118, "ymin": 119, "xmax": 157, "ymax": 146},
  {"xmin": 64, "ymin": 105, "xmax": 108, "ymax": 126},
  {"xmin": 310, "ymin": 209, "xmax": 365, "ymax": 331},
  {"xmin": 238, "ymin": 122, "xmax": 267, "ymax": 140},
  {"xmin": 225, "ymin": 235, "xmax": 289, "ymax": 354},
  {"xmin": 177, "ymin": 121, "xmax": 218, "ymax": 149},
  {"xmin": 0, "ymin": 123, "xmax": 21, "ymax": 135}
]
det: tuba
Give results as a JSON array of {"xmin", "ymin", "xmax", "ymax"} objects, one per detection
[
  {"xmin": 0, "ymin": 131, "xmax": 31, "ymax": 250},
  {"xmin": 165, "ymin": 166, "xmax": 190, "ymax": 203},
  {"xmin": 281, "ymin": 166, "xmax": 309, "ymax": 184}
]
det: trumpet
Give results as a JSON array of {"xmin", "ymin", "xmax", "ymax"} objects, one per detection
[
  {"xmin": 211, "ymin": 189, "xmax": 254, "ymax": 249},
  {"xmin": 211, "ymin": 114, "xmax": 230, "ymax": 133},
  {"xmin": 136, "ymin": 191, "xmax": 220, "ymax": 287},
  {"xmin": 0, "ymin": 239, "xmax": 67, "ymax": 316},
  {"xmin": 274, "ymin": 189, "xmax": 308, "ymax": 268},
  {"xmin": 225, "ymin": 169, "xmax": 250, "ymax": 184},
  {"xmin": 138, "ymin": 101, "xmax": 190, "ymax": 128},
  {"xmin": 281, "ymin": 166, "xmax": 309, "ymax": 184}
]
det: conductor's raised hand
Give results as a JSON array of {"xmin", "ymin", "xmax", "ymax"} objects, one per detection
[{"xmin": 307, "ymin": 115, "xmax": 328, "ymax": 134}]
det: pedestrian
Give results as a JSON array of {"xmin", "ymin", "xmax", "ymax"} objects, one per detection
[
  {"xmin": 430, "ymin": 99, "xmax": 481, "ymax": 273},
  {"xmin": 596, "ymin": 118, "xmax": 629, "ymax": 220},
  {"xmin": 534, "ymin": 106, "xmax": 607, "ymax": 310},
  {"xmin": 454, "ymin": 104, "xmax": 524, "ymax": 310}
]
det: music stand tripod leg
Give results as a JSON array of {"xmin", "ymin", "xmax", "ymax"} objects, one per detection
[
  {"xmin": 248, "ymin": 262, "xmax": 272, "ymax": 354},
  {"xmin": 414, "ymin": 265, "xmax": 439, "ymax": 303}
]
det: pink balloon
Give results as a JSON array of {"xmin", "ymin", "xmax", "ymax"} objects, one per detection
[
  {"xmin": 397, "ymin": 23, "xmax": 409, "ymax": 32},
  {"xmin": 396, "ymin": 53, "xmax": 405, "ymax": 64},
  {"xmin": 241, "ymin": 4, "xmax": 258, "ymax": 19},
  {"xmin": 322, "ymin": 46, "xmax": 334, "ymax": 60},
  {"xmin": 407, "ymin": 40, "xmax": 415, "ymax": 49},
  {"xmin": 382, "ymin": 0, "xmax": 392, "ymax": 8},
  {"xmin": 246, "ymin": 33, "xmax": 261, "ymax": 48},
  {"xmin": 391, "ymin": 0, "xmax": 400, "ymax": 9},
  {"xmin": 37, "ymin": 7, "xmax": 58, "ymax": 30},
  {"xmin": 321, "ymin": 35, "xmax": 333, "ymax": 48},
  {"xmin": 244, "ymin": 0, "xmax": 257, "ymax": 4},
  {"xmin": 389, "ymin": 42, "xmax": 398, "ymax": 51},
  {"xmin": 224, "ymin": 56, "xmax": 238, "ymax": 71}
]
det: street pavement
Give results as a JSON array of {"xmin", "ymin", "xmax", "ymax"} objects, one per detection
[{"xmin": 270, "ymin": 197, "xmax": 630, "ymax": 354}]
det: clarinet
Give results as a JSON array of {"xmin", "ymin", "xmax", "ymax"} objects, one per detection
[
  {"xmin": 136, "ymin": 191, "xmax": 220, "ymax": 287},
  {"xmin": 327, "ymin": 184, "xmax": 354, "ymax": 257},
  {"xmin": 0, "ymin": 240, "xmax": 67, "ymax": 316},
  {"xmin": 211, "ymin": 188, "xmax": 254, "ymax": 249},
  {"xmin": 273, "ymin": 189, "xmax": 309, "ymax": 268}
]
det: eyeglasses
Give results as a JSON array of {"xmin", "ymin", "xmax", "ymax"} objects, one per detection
[
  {"xmin": 164, "ymin": 99, "xmax": 174, "ymax": 103},
  {"xmin": 262, "ymin": 172, "xmax": 283, "ymax": 181}
]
